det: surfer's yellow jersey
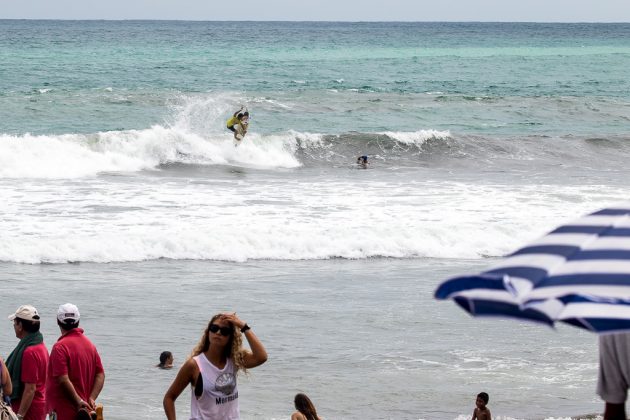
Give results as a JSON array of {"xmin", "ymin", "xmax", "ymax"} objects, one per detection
[{"xmin": 226, "ymin": 115, "xmax": 240, "ymax": 128}]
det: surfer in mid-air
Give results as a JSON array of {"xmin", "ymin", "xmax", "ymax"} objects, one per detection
[{"xmin": 226, "ymin": 106, "xmax": 249, "ymax": 141}]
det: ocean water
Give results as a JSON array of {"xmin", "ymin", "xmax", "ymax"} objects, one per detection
[{"xmin": 1, "ymin": 20, "xmax": 630, "ymax": 419}]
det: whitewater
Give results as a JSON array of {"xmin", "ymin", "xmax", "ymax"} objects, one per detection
[
  {"xmin": 1, "ymin": 96, "xmax": 627, "ymax": 265},
  {"xmin": 1, "ymin": 107, "xmax": 625, "ymax": 264}
]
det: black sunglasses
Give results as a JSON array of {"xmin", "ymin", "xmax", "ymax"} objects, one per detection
[{"xmin": 209, "ymin": 324, "xmax": 232, "ymax": 336}]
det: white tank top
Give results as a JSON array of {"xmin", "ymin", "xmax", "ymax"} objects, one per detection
[{"xmin": 190, "ymin": 354, "xmax": 240, "ymax": 420}]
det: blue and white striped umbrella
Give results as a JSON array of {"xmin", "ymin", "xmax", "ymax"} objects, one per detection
[{"xmin": 434, "ymin": 206, "xmax": 630, "ymax": 333}]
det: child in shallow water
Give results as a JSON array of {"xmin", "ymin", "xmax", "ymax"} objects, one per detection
[{"xmin": 471, "ymin": 392, "xmax": 491, "ymax": 420}]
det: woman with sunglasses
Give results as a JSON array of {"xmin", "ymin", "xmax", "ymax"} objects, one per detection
[{"xmin": 163, "ymin": 312, "xmax": 267, "ymax": 420}]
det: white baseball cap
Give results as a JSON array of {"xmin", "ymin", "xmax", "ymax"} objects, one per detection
[
  {"xmin": 8, "ymin": 305, "xmax": 41, "ymax": 322},
  {"xmin": 57, "ymin": 303, "xmax": 80, "ymax": 323}
]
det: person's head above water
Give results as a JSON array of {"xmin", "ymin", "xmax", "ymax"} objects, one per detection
[
  {"xmin": 357, "ymin": 155, "xmax": 368, "ymax": 164},
  {"xmin": 477, "ymin": 392, "xmax": 489, "ymax": 403},
  {"xmin": 158, "ymin": 351, "xmax": 174, "ymax": 369},
  {"xmin": 294, "ymin": 393, "xmax": 319, "ymax": 420}
]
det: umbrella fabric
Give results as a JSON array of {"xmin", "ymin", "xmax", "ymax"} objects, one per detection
[{"xmin": 434, "ymin": 206, "xmax": 630, "ymax": 333}]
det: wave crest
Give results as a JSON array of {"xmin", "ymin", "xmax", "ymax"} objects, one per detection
[{"xmin": 0, "ymin": 127, "xmax": 302, "ymax": 179}]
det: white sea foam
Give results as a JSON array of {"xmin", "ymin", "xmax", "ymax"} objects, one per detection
[
  {"xmin": 0, "ymin": 132, "xmax": 152, "ymax": 178},
  {"xmin": 380, "ymin": 129, "xmax": 451, "ymax": 144},
  {"xmin": 292, "ymin": 130, "xmax": 325, "ymax": 146},
  {"xmin": 0, "ymin": 122, "xmax": 455, "ymax": 179},
  {"xmin": 0, "ymin": 91, "xmax": 623, "ymax": 263},
  {"xmin": 0, "ymin": 176, "xmax": 620, "ymax": 263},
  {"xmin": 0, "ymin": 127, "xmax": 302, "ymax": 179}
]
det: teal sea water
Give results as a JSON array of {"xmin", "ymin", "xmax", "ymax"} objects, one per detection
[
  {"xmin": 2, "ymin": 21, "xmax": 630, "ymax": 136},
  {"xmin": 1, "ymin": 21, "xmax": 630, "ymax": 419}
]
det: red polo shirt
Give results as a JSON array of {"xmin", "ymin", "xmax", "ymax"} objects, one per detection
[
  {"xmin": 11, "ymin": 342, "xmax": 49, "ymax": 420},
  {"xmin": 46, "ymin": 329, "xmax": 104, "ymax": 420}
]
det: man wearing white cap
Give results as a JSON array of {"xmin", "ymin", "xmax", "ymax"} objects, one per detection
[
  {"xmin": 46, "ymin": 304, "xmax": 105, "ymax": 420},
  {"xmin": 6, "ymin": 305, "xmax": 49, "ymax": 420}
]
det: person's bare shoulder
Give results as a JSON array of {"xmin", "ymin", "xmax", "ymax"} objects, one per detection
[
  {"xmin": 479, "ymin": 408, "xmax": 491, "ymax": 420},
  {"xmin": 175, "ymin": 357, "xmax": 198, "ymax": 381}
]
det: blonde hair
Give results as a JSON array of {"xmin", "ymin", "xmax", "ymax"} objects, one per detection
[{"xmin": 191, "ymin": 314, "xmax": 248, "ymax": 373}]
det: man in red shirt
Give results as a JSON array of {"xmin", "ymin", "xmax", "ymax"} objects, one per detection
[
  {"xmin": 6, "ymin": 305, "xmax": 49, "ymax": 420},
  {"xmin": 46, "ymin": 303, "xmax": 105, "ymax": 420}
]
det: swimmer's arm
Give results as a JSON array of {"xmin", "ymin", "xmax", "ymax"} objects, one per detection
[{"xmin": 471, "ymin": 408, "xmax": 477, "ymax": 420}]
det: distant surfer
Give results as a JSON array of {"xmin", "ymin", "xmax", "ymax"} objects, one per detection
[
  {"xmin": 226, "ymin": 106, "xmax": 249, "ymax": 141},
  {"xmin": 357, "ymin": 155, "xmax": 369, "ymax": 168}
]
